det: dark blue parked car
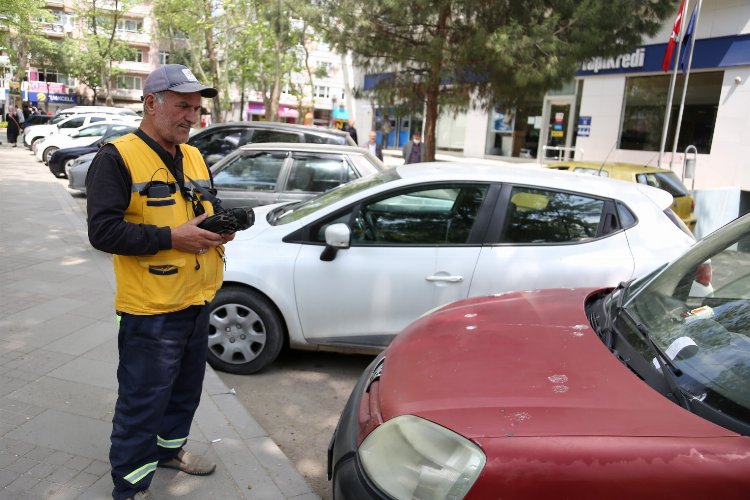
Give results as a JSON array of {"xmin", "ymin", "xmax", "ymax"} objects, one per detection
[{"xmin": 48, "ymin": 125, "xmax": 137, "ymax": 178}]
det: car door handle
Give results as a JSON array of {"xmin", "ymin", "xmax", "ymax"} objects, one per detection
[{"xmin": 426, "ymin": 275, "xmax": 464, "ymax": 283}]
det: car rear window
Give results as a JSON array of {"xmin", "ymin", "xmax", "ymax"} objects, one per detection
[
  {"xmin": 501, "ymin": 187, "xmax": 606, "ymax": 244},
  {"xmin": 304, "ymin": 133, "xmax": 347, "ymax": 145},
  {"xmin": 635, "ymin": 172, "xmax": 688, "ymax": 197},
  {"xmin": 251, "ymin": 130, "xmax": 300, "ymax": 143}
]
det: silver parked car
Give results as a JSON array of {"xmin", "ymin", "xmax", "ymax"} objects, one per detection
[
  {"xmin": 209, "ymin": 143, "xmax": 387, "ymax": 209},
  {"xmin": 69, "ymin": 142, "xmax": 385, "ymax": 200}
]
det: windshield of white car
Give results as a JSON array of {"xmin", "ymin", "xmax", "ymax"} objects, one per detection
[
  {"xmin": 270, "ymin": 169, "xmax": 402, "ymax": 225},
  {"xmin": 615, "ymin": 216, "xmax": 750, "ymax": 434}
]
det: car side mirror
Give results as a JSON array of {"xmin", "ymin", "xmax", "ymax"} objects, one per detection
[{"xmin": 320, "ymin": 223, "xmax": 351, "ymax": 262}]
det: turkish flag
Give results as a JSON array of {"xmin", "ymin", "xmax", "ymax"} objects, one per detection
[{"xmin": 662, "ymin": 0, "xmax": 686, "ymax": 72}]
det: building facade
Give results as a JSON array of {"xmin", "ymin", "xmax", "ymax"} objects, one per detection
[
  {"xmin": 2, "ymin": 1, "xmax": 357, "ymax": 133},
  {"xmin": 356, "ymin": 0, "xmax": 749, "ymax": 236}
]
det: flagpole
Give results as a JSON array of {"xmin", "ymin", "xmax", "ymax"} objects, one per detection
[
  {"xmin": 670, "ymin": 0, "xmax": 702, "ymax": 170},
  {"xmin": 658, "ymin": 0, "xmax": 688, "ymax": 168}
]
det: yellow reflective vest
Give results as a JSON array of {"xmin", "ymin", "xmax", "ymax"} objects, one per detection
[{"xmin": 111, "ymin": 133, "xmax": 223, "ymax": 315}]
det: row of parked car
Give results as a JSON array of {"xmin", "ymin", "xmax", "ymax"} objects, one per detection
[{"xmin": 25, "ymin": 105, "xmax": 746, "ymax": 497}]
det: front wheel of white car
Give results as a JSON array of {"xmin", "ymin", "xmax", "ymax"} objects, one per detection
[{"xmin": 207, "ymin": 287, "xmax": 285, "ymax": 375}]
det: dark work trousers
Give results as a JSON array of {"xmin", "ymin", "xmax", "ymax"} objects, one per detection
[{"xmin": 110, "ymin": 304, "xmax": 210, "ymax": 500}]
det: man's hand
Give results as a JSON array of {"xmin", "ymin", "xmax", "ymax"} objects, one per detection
[{"xmin": 170, "ymin": 214, "xmax": 226, "ymax": 254}]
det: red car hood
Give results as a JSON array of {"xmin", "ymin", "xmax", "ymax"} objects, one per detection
[{"xmin": 379, "ymin": 289, "xmax": 737, "ymax": 440}]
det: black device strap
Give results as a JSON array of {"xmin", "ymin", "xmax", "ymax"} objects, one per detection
[{"xmin": 183, "ymin": 173, "xmax": 220, "ymax": 205}]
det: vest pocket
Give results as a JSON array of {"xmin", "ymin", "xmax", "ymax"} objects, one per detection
[
  {"xmin": 138, "ymin": 258, "xmax": 187, "ymax": 310},
  {"xmin": 141, "ymin": 194, "xmax": 178, "ymax": 228}
]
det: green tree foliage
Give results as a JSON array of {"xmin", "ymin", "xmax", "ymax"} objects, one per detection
[
  {"xmin": 61, "ymin": 0, "xmax": 134, "ymax": 105},
  {"xmin": 152, "ymin": 0, "xmax": 225, "ymax": 119},
  {"xmin": 0, "ymin": 0, "xmax": 58, "ymax": 104},
  {"xmin": 223, "ymin": 0, "xmax": 304, "ymax": 122},
  {"xmin": 153, "ymin": 0, "xmax": 305, "ymax": 123},
  {"xmin": 319, "ymin": 0, "xmax": 677, "ymax": 161}
]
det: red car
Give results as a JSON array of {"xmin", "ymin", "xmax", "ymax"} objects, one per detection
[{"xmin": 329, "ymin": 213, "xmax": 750, "ymax": 499}]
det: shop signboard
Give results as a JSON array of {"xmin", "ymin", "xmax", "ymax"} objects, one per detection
[{"xmin": 577, "ymin": 116, "xmax": 591, "ymax": 137}]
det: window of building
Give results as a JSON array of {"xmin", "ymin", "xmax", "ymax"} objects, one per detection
[
  {"xmin": 116, "ymin": 75, "xmax": 142, "ymax": 90},
  {"xmin": 316, "ymin": 61, "xmax": 333, "ymax": 77},
  {"xmin": 619, "ymin": 72, "xmax": 722, "ymax": 154},
  {"xmin": 314, "ymin": 86, "xmax": 330, "ymax": 99},
  {"xmin": 117, "ymin": 19, "xmax": 143, "ymax": 33},
  {"xmin": 159, "ymin": 51, "xmax": 169, "ymax": 65},
  {"xmin": 32, "ymin": 68, "xmax": 73, "ymax": 87},
  {"xmin": 124, "ymin": 49, "xmax": 143, "ymax": 63}
]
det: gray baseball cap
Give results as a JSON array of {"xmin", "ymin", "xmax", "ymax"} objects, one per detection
[{"xmin": 142, "ymin": 64, "xmax": 218, "ymax": 99}]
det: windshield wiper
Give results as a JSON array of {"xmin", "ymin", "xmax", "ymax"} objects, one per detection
[
  {"xmin": 267, "ymin": 206, "xmax": 284, "ymax": 224},
  {"xmin": 618, "ymin": 307, "xmax": 691, "ymax": 410},
  {"xmin": 598, "ymin": 280, "xmax": 632, "ymax": 347}
]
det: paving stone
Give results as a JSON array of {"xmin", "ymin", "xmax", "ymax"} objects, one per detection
[
  {"xmin": 64, "ymin": 455, "xmax": 92, "ymax": 472},
  {"xmin": 2, "ymin": 439, "xmax": 35, "ymax": 456},
  {"xmin": 67, "ymin": 470, "xmax": 100, "ymax": 490},
  {"xmin": 4, "ymin": 473, "xmax": 41, "ymax": 493},
  {"xmin": 46, "ymin": 466, "xmax": 79, "ymax": 484},
  {"xmin": 0, "ymin": 452, "xmax": 18, "ymax": 468},
  {"xmin": 9, "ymin": 410, "xmax": 110, "ymax": 461},
  {"xmin": 25, "ymin": 481, "xmax": 81, "ymax": 500},
  {"xmin": 0, "ymin": 409, "xmax": 33, "ymax": 427},
  {"xmin": 44, "ymin": 451, "xmax": 75, "ymax": 466},
  {"xmin": 7, "ymin": 456, "xmax": 39, "ymax": 474},
  {"xmin": 27, "ymin": 461, "xmax": 56, "ymax": 479},
  {"xmin": 6, "ymin": 377, "xmax": 117, "ymax": 421},
  {"xmin": 47, "ymin": 358, "xmax": 117, "ymax": 391},
  {"xmin": 84, "ymin": 459, "xmax": 110, "ymax": 477},
  {"xmin": 0, "ymin": 468, "xmax": 19, "ymax": 487},
  {"xmin": 23, "ymin": 445, "xmax": 56, "ymax": 462},
  {"xmin": 46, "ymin": 321, "xmax": 114, "ymax": 357}
]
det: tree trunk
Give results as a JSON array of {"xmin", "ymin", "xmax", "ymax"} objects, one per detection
[
  {"xmin": 204, "ymin": 0, "xmax": 221, "ymax": 122},
  {"xmin": 424, "ymin": 4, "xmax": 451, "ymax": 162},
  {"xmin": 424, "ymin": 81, "xmax": 440, "ymax": 163}
]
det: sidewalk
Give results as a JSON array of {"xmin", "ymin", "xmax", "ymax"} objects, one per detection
[{"xmin": 0, "ymin": 144, "xmax": 319, "ymax": 500}]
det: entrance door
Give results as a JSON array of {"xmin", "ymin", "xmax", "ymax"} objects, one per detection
[{"xmin": 540, "ymin": 97, "xmax": 575, "ymax": 161}]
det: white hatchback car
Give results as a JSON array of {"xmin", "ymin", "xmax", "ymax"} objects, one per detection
[
  {"xmin": 35, "ymin": 121, "xmax": 137, "ymax": 164},
  {"xmin": 24, "ymin": 113, "xmax": 139, "ymax": 153},
  {"xmin": 208, "ymin": 162, "xmax": 696, "ymax": 374}
]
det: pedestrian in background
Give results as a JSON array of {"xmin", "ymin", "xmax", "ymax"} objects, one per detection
[
  {"xmin": 402, "ymin": 131, "xmax": 424, "ymax": 164},
  {"xmin": 86, "ymin": 64, "xmax": 233, "ymax": 500},
  {"xmin": 5, "ymin": 106, "xmax": 22, "ymax": 147},
  {"xmin": 15, "ymin": 105, "xmax": 25, "ymax": 129},
  {"xmin": 363, "ymin": 130, "xmax": 383, "ymax": 161},
  {"xmin": 344, "ymin": 120, "xmax": 358, "ymax": 144}
]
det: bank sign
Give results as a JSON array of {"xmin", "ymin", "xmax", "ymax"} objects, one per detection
[
  {"xmin": 580, "ymin": 48, "xmax": 646, "ymax": 74},
  {"xmin": 577, "ymin": 35, "xmax": 750, "ymax": 77}
]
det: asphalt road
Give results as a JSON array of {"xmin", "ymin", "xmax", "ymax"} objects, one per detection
[{"xmin": 57, "ymin": 163, "xmax": 374, "ymax": 500}]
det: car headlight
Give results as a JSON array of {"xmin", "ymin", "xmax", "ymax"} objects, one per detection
[{"xmin": 359, "ymin": 415, "xmax": 485, "ymax": 499}]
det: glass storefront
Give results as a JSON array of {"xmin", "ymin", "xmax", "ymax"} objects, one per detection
[
  {"xmin": 619, "ymin": 71, "xmax": 722, "ymax": 154},
  {"xmin": 486, "ymin": 100, "xmax": 543, "ymax": 159}
]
